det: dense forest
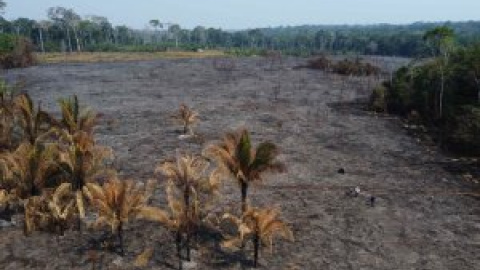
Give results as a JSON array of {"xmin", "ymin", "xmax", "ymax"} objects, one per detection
[{"xmin": 1, "ymin": 4, "xmax": 480, "ymax": 57}]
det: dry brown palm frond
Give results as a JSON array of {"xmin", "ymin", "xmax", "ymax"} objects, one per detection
[
  {"xmin": 53, "ymin": 129, "xmax": 115, "ymax": 220},
  {"xmin": 58, "ymin": 95, "xmax": 98, "ymax": 135},
  {"xmin": 0, "ymin": 189, "xmax": 23, "ymax": 220},
  {"xmin": 83, "ymin": 177, "xmax": 154, "ymax": 255},
  {"xmin": 23, "ymin": 183, "xmax": 76, "ymax": 236},
  {"xmin": 221, "ymin": 206, "xmax": 293, "ymax": 268},
  {"xmin": 172, "ymin": 104, "xmax": 199, "ymax": 135},
  {"xmin": 57, "ymin": 130, "xmax": 115, "ymax": 189},
  {"xmin": 134, "ymin": 246, "xmax": 154, "ymax": 267},
  {"xmin": 156, "ymin": 151, "xmax": 221, "ymax": 224},
  {"xmin": 14, "ymin": 93, "xmax": 56, "ymax": 145},
  {"xmin": 0, "ymin": 141, "xmax": 60, "ymax": 198}
]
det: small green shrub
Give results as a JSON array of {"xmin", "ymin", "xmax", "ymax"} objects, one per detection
[{"xmin": 0, "ymin": 34, "xmax": 35, "ymax": 69}]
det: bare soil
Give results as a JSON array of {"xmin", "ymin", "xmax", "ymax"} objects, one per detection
[{"xmin": 1, "ymin": 57, "xmax": 479, "ymax": 270}]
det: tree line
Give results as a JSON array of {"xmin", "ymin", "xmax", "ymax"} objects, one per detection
[
  {"xmin": 369, "ymin": 26, "xmax": 480, "ymax": 155},
  {"xmin": 1, "ymin": 3, "xmax": 480, "ymax": 56}
]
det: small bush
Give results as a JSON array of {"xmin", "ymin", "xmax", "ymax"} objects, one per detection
[
  {"xmin": 305, "ymin": 56, "xmax": 381, "ymax": 76},
  {"xmin": 0, "ymin": 34, "xmax": 35, "ymax": 69},
  {"xmin": 369, "ymin": 84, "xmax": 387, "ymax": 112},
  {"xmin": 332, "ymin": 58, "xmax": 381, "ymax": 76},
  {"xmin": 445, "ymin": 105, "xmax": 480, "ymax": 155},
  {"xmin": 306, "ymin": 55, "xmax": 331, "ymax": 71}
]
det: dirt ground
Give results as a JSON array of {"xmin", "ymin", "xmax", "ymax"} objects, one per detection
[{"xmin": 1, "ymin": 56, "xmax": 480, "ymax": 269}]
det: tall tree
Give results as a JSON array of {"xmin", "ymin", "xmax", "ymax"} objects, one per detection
[
  {"xmin": 168, "ymin": 24, "xmax": 181, "ymax": 48},
  {"xmin": 48, "ymin": 7, "xmax": 82, "ymax": 52},
  {"xmin": 35, "ymin": 20, "xmax": 51, "ymax": 53},
  {"xmin": 423, "ymin": 26, "xmax": 455, "ymax": 119},
  {"xmin": 149, "ymin": 19, "xmax": 163, "ymax": 43}
]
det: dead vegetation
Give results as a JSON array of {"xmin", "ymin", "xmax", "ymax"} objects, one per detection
[
  {"xmin": 0, "ymin": 77, "xmax": 292, "ymax": 269},
  {"xmin": 302, "ymin": 54, "xmax": 382, "ymax": 76},
  {"xmin": 37, "ymin": 50, "xmax": 225, "ymax": 64},
  {"xmin": 1, "ymin": 57, "xmax": 477, "ymax": 270}
]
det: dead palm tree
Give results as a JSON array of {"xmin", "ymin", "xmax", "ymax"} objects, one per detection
[
  {"xmin": 204, "ymin": 128, "xmax": 285, "ymax": 213},
  {"xmin": 58, "ymin": 95, "xmax": 97, "ymax": 135},
  {"xmin": 140, "ymin": 189, "xmax": 190, "ymax": 270},
  {"xmin": 24, "ymin": 182, "xmax": 77, "ymax": 236},
  {"xmin": 222, "ymin": 207, "xmax": 294, "ymax": 268},
  {"xmin": 140, "ymin": 170, "xmax": 218, "ymax": 270},
  {"xmin": 15, "ymin": 93, "xmax": 56, "ymax": 145},
  {"xmin": 173, "ymin": 104, "xmax": 199, "ymax": 135},
  {"xmin": 0, "ymin": 142, "xmax": 59, "ymax": 197},
  {"xmin": 83, "ymin": 177, "xmax": 156, "ymax": 255},
  {"xmin": 55, "ymin": 129, "xmax": 114, "ymax": 225},
  {"xmin": 155, "ymin": 152, "xmax": 221, "ymax": 261}
]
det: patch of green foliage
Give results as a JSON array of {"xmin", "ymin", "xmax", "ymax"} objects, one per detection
[
  {"xmin": 0, "ymin": 34, "xmax": 35, "ymax": 69},
  {"xmin": 373, "ymin": 43, "xmax": 480, "ymax": 154}
]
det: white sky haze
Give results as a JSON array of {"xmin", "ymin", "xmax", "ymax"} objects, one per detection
[{"xmin": 5, "ymin": 0, "xmax": 479, "ymax": 29}]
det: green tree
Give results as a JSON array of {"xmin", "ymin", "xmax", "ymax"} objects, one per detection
[
  {"xmin": 48, "ymin": 7, "xmax": 82, "ymax": 52},
  {"xmin": 149, "ymin": 19, "xmax": 163, "ymax": 43}
]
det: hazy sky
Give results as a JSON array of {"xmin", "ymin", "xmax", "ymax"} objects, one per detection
[{"xmin": 4, "ymin": 0, "xmax": 479, "ymax": 29}]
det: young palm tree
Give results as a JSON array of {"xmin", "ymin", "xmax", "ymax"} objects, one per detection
[
  {"xmin": 58, "ymin": 95, "xmax": 97, "ymax": 135},
  {"xmin": 174, "ymin": 104, "xmax": 199, "ymax": 135},
  {"xmin": 222, "ymin": 207, "xmax": 294, "ymax": 268},
  {"xmin": 15, "ymin": 93, "xmax": 56, "ymax": 145},
  {"xmin": 204, "ymin": 128, "xmax": 285, "ymax": 213},
  {"xmin": 83, "ymin": 177, "xmax": 156, "ymax": 255},
  {"xmin": 155, "ymin": 152, "xmax": 220, "ymax": 261}
]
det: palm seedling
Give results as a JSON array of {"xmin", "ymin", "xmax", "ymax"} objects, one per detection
[
  {"xmin": 155, "ymin": 152, "xmax": 221, "ymax": 262},
  {"xmin": 24, "ymin": 182, "xmax": 77, "ymax": 236},
  {"xmin": 0, "ymin": 141, "xmax": 59, "ymax": 197},
  {"xmin": 204, "ymin": 128, "xmax": 285, "ymax": 213},
  {"xmin": 15, "ymin": 93, "xmax": 56, "ymax": 145},
  {"xmin": 222, "ymin": 207, "xmax": 294, "ymax": 268},
  {"xmin": 83, "ymin": 177, "xmax": 156, "ymax": 255},
  {"xmin": 173, "ymin": 104, "xmax": 199, "ymax": 135},
  {"xmin": 58, "ymin": 95, "xmax": 97, "ymax": 135}
]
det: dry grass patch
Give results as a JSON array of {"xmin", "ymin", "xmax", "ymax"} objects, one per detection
[{"xmin": 37, "ymin": 50, "xmax": 226, "ymax": 64}]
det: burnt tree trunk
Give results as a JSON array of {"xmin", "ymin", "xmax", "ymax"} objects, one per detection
[
  {"xmin": 184, "ymin": 185, "xmax": 191, "ymax": 261},
  {"xmin": 118, "ymin": 221, "xmax": 124, "ymax": 256},
  {"xmin": 176, "ymin": 230, "xmax": 183, "ymax": 270},
  {"xmin": 241, "ymin": 182, "xmax": 248, "ymax": 214},
  {"xmin": 253, "ymin": 232, "xmax": 260, "ymax": 268}
]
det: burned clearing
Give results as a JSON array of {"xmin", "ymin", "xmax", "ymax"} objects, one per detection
[{"xmin": 1, "ymin": 57, "xmax": 479, "ymax": 270}]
